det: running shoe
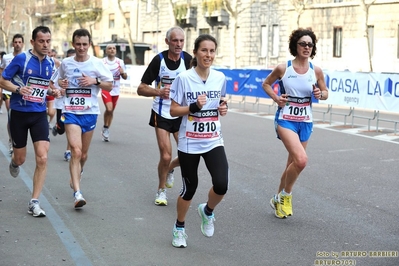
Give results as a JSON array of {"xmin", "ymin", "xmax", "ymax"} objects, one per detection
[
  {"xmin": 269, "ymin": 195, "xmax": 287, "ymax": 219},
  {"xmin": 8, "ymin": 140, "xmax": 13, "ymax": 155},
  {"xmin": 102, "ymin": 127, "xmax": 110, "ymax": 142},
  {"xmin": 279, "ymin": 192, "xmax": 293, "ymax": 216},
  {"xmin": 165, "ymin": 170, "xmax": 174, "ymax": 188},
  {"xmin": 155, "ymin": 188, "xmax": 167, "ymax": 206},
  {"xmin": 28, "ymin": 200, "xmax": 46, "ymax": 217},
  {"xmin": 51, "ymin": 125, "xmax": 58, "ymax": 136},
  {"xmin": 172, "ymin": 225, "xmax": 187, "ymax": 248},
  {"xmin": 9, "ymin": 160, "xmax": 19, "ymax": 178},
  {"xmin": 64, "ymin": 150, "xmax": 71, "ymax": 161},
  {"xmin": 197, "ymin": 203, "xmax": 215, "ymax": 237},
  {"xmin": 74, "ymin": 191, "xmax": 86, "ymax": 208}
]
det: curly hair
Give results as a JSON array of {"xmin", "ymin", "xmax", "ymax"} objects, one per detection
[{"xmin": 288, "ymin": 28, "xmax": 317, "ymax": 59}]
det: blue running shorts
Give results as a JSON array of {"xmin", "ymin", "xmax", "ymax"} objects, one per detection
[
  {"xmin": 63, "ymin": 113, "xmax": 98, "ymax": 133},
  {"xmin": 274, "ymin": 115, "xmax": 313, "ymax": 142}
]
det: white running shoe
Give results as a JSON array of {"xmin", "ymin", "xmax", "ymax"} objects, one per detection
[
  {"xmin": 9, "ymin": 161, "xmax": 19, "ymax": 178},
  {"xmin": 102, "ymin": 127, "xmax": 110, "ymax": 142},
  {"xmin": 74, "ymin": 191, "xmax": 86, "ymax": 208},
  {"xmin": 155, "ymin": 188, "xmax": 167, "ymax": 206},
  {"xmin": 198, "ymin": 203, "xmax": 215, "ymax": 237},
  {"xmin": 165, "ymin": 170, "xmax": 174, "ymax": 188},
  {"xmin": 64, "ymin": 150, "xmax": 71, "ymax": 161},
  {"xmin": 172, "ymin": 225, "xmax": 187, "ymax": 248},
  {"xmin": 28, "ymin": 200, "xmax": 46, "ymax": 217}
]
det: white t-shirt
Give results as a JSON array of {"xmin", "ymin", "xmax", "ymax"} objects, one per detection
[
  {"xmin": 153, "ymin": 53, "xmax": 188, "ymax": 119},
  {"xmin": 0, "ymin": 53, "xmax": 16, "ymax": 95},
  {"xmin": 58, "ymin": 55, "xmax": 113, "ymax": 115},
  {"xmin": 102, "ymin": 57, "xmax": 126, "ymax": 96},
  {"xmin": 170, "ymin": 67, "xmax": 227, "ymax": 154},
  {"xmin": 50, "ymin": 68, "xmax": 64, "ymax": 109}
]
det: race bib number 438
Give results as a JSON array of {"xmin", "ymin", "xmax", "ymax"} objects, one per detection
[
  {"xmin": 65, "ymin": 88, "xmax": 92, "ymax": 111},
  {"xmin": 186, "ymin": 109, "xmax": 221, "ymax": 139}
]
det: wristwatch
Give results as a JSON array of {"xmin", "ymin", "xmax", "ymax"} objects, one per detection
[
  {"xmin": 15, "ymin": 87, "xmax": 20, "ymax": 94},
  {"xmin": 95, "ymin": 77, "xmax": 101, "ymax": 85}
]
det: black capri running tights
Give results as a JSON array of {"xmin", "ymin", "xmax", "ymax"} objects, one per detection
[{"xmin": 178, "ymin": 146, "xmax": 229, "ymax": 201}]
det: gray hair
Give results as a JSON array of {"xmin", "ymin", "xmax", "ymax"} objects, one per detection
[{"xmin": 165, "ymin": 26, "xmax": 185, "ymax": 41}]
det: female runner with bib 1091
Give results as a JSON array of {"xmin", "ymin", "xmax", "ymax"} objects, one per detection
[{"xmin": 262, "ymin": 28, "xmax": 328, "ymax": 219}]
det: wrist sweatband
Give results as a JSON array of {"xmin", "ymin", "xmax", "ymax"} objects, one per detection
[{"xmin": 189, "ymin": 102, "xmax": 201, "ymax": 113}]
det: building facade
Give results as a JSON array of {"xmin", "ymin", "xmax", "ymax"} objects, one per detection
[{"xmin": 0, "ymin": 0, "xmax": 398, "ymax": 72}]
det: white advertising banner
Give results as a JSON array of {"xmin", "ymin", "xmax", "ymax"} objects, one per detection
[{"xmin": 324, "ymin": 71, "xmax": 399, "ymax": 113}]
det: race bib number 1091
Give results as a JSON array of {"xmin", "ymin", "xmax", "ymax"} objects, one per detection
[{"xmin": 281, "ymin": 96, "xmax": 312, "ymax": 122}]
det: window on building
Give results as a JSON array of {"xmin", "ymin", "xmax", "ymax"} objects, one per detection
[
  {"xmin": 271, "ymin": 24, "xmax": 279, "ymax": 57},
  {"xmin": 216, "ymin": 27, "xmax": 223, "ymax": 55},
  {"xmin": 186, "ymin": 29, "xmax": 191, "ymax": 52},
  {"xmin": 147, "ymin": 0, "xmax": 152, "ymax": 13},
  {"xmin": 199, "ymin": 28, "xmax": 210, "ymax": 35},
  {"xmin": 261, "ymin": 25, "xmax": 268, "ymax": 58},
  {"xmin": 124, "ymin": 12, "xmax": 130, "ymax": 27},
  {"xmin": 367, "ymin": 25, "xmax": 374, "ymax": 57},
  {"xmin": 109, "ymin": 13, "xmax": 115, "ymax": 29},
  {"xmin": 333, "ymin": 27, "xmax": 342, "ymax": 57},
  {"xmin": 334, "ymin": 0, "xmax": 343, "ymax": 2}
]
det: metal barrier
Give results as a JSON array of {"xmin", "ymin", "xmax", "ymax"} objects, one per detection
[
  {"xmin": 376, "ymin": 111, "xmax": 399, "ymax": 134},
  {"xmin": 351, "ymin": 109, "xmax": 379, "ymax": 131},
  {"xmin": 313, "ymin": 104, "xmax": 332, "ymax": 123},
  {"xmin": 225, "ymin": 95, "xmax": 399, "ymax": 134}
]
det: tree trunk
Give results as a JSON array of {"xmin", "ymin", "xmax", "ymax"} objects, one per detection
[
  {"xmin": 360, "ymin": 0, "xmax": 374, "ymax": 72},
  {"xmin": 118, "ymin": 0, "xmax": 136, "ymax": 64}
]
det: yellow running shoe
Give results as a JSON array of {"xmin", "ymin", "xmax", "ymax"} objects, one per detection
[
  {"xmin": 279, "ymin": 192, "xmax": 293, "ymax": 216},
  {"xmin": 269, "ymin": 195, "xmax": 286, "ymax": 219},
  {"xmin": 155, "ymin": 188, "xmax": 168, "ymax": 206}
]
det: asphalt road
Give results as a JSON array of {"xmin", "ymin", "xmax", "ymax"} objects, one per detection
[{"xmin": 0, "ymin": 95, "xmax": 398, "ymax": 266}]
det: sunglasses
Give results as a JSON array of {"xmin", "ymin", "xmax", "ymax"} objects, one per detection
[{"xmin": 297, "ymin": 42, "xmax": 314, "ymax": 48}]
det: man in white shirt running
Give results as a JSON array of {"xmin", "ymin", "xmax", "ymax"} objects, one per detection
[
  {"xmin": 137, "ymin": 26, "xmax": 192, "ymax": 206},
  {"xmin": 100, "ymin": 44, "xmax": 127, "ymax": 142},
  {"xmin": 0, "ymin": 33, "xmax": 25, "ymax": 155},
  {"xmin": 58, "ymin": 29, "xmax": 113, "ymax": 209}
]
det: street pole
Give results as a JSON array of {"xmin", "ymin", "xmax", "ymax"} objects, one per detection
[{"xmin": 156, "ymin": 7, "xmax": 159, "ymax": 53}]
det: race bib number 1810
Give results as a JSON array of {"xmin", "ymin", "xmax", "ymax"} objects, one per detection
[{"xmin": 185, "ymin": 109, "xmax": 221, "ymax": 139}]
